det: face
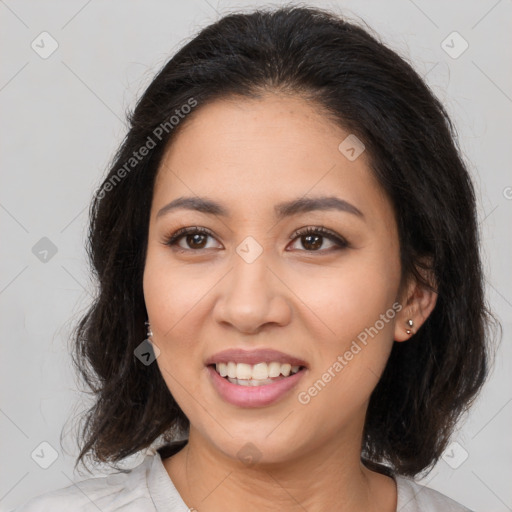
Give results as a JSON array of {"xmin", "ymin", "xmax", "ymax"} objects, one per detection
[{"xmin": 143, "ymin": 93, "xmax": 410, "ymax": 466}]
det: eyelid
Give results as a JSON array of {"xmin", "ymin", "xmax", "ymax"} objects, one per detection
[
  {"xmin": 162, "ymin": 226, "xmax": 219, "ymax": 248},
  {"xmin": 290, "ymin": 225, "xmax": 349, "ymax": 248}
]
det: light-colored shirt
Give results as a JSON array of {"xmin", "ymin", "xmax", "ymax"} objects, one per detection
[{"xmin": 10, "ymin": 447, "xmax": 473, "ymax": 512}]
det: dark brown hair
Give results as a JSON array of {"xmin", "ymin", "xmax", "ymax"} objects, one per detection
[{"xmin": 69, "ymin": 5, "xmax": 498, "ymax": 477}]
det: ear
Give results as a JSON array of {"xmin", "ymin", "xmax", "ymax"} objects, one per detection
[{"xmin": 394, "ymin": 262, "xmax": 438, "ymax": 342}]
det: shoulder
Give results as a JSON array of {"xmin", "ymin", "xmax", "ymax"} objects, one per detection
[
  {"xmin": 395, "ymin": 475, "xmax": 474, "ymax": 512},
  {"xmin": 10, "ymin": 455, "xmax": 155, "ymax": 512}
]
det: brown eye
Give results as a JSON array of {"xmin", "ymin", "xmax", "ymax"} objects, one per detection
[
  {"xmin": 185, "ymin": 233, "xmax": 208, "ymax": 249},
  {"xmin": 301, "ymin": 233, "xmax": 323, "ymax": 251},
  {"xmin": 163, "ymin": 227, "xmax": 220, "ymax": 251},
  {"xmin": 289, "ymin": 226, "xmax": 349, "ymax": 252}
]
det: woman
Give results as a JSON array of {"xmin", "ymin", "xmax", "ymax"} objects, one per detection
[{"xmin": 12, "ymin": 5, "xmax": 496, "ymax": 511}]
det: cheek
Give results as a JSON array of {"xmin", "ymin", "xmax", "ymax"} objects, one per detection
[
  {"xmin": 143, "ymin": 261, "xmax": 207, "ymax": 413},
  {"xmin": 289, "ymin": 249, "xmax": 401, "ymax": 411},
  {"xmin": 142, "ymin": 251, "xmax": 210, "ymax": 386},
  {"xmin": 143, "ymin": 247, "xmax": 211, "ymax": 333},
  {"xmin": 289, "ymin": 250, "xmax": 400, "ymax": 342}
]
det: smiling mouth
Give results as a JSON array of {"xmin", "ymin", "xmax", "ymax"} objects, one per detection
[{"xmin": 209, "ymin": 361, "xmax": 306, "ymax": 387}]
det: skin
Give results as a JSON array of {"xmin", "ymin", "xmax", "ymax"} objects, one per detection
[{"xmin": 142, "ymin": 93, "xmax": 437, "ymax": 512}]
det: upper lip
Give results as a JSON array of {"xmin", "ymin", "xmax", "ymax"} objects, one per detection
[{"xmin": 205, "ymin": 348, "xmax": 308, "ymax": 368}]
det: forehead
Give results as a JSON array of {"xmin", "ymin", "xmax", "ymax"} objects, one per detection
[{"xmin": 151, "ymin": 94, "xmax": 392, "ymax": 227}]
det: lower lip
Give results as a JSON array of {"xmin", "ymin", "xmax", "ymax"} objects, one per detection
[{"xmin": 207, "ymin": 366, "xmax": 306, "ymax": 408}]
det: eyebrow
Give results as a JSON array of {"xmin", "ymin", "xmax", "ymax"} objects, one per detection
[{"xmin": 156, "ymin": 195, "xmax": 364, "ymax": 220}]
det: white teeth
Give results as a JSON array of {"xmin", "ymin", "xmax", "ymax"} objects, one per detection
[
  {"xmin": 236, "ymin": 363, "xmax": 252, "ymax": 380},
  {"xmin": 281, "ymin": 363, "xmax": 291, "ymax": 377},
  {"xmin": 227, "ymin": 377, "xmax": 274, "ymax": 387},
  {"xmin": 268, "ymin": 362, "xmax": 281, "ymax": 378},
  {"xmin": 227, "ymin": 361, "xmax": 237, "ymax": 379},
  {"xmin": 252, "ymin": 362, "xmax": 268, "ymax": 380},
  {"xmin": 214, "ymin": 361, "xmax": 302, "ymax": 381},
  {"xmin": 218, "ymin": 363, "xmax": 228, "ymax": 377}
]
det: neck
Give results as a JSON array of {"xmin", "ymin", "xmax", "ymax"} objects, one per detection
[{"xmin": 163, "ymin": 426, "xmax": 396, "ymax": 512}]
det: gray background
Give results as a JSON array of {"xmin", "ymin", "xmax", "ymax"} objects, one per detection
[{"xmin": 1, "ymin": 0, "xmax": 511, "ymax": 510}]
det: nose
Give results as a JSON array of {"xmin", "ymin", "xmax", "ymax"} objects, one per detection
[{"xmin": 212, "ymin": 247, "xmax": 292, "ymax": 335}]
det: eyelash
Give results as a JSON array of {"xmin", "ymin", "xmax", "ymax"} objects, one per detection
[{"xmin": 162, "ymin": 225, "xmax": 349, "ymax": 253}]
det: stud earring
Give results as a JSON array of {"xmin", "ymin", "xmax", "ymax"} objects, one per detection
[
  {"xmin": 405, "ymin": 319, "xmax": 414, "ymax": 335},
  {"xmin": 144, "ymin": 320, "xmax": 153, "ymax": 340}
]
